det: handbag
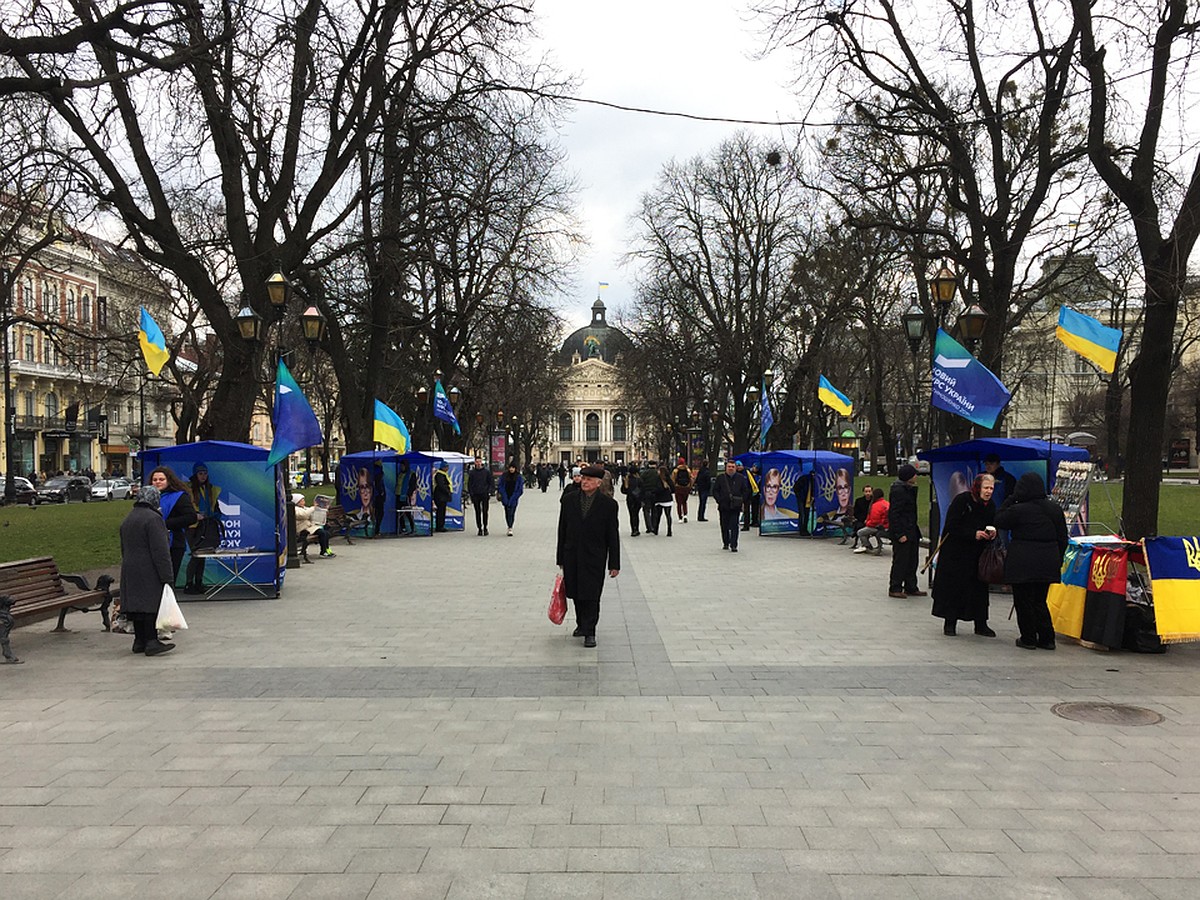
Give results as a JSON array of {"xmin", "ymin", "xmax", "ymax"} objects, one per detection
[
  {"xmin": 190, "ymin": 516, "xmax": 223, "ymax": 551},
  {"xmin": 156, "ymin": 584, "xmax": 189, "ymax": 632},
  {"xmin": 978, "ymin": 541, "xmax": 1008, "ymax": 585},
  {"xmin": 548, "ymin": 574, "xmax": 567, "ymax": 625}
]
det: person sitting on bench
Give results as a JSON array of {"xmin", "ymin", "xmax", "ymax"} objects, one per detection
[
  {"xmin": 293, "ymin": 494, "xmax": 335, "ymax": 558},
  {"xmin": 854, "ymin": 488, "xmax": 889, "ymax": 555}
]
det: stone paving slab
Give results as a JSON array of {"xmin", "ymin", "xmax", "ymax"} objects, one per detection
[{"xmin": 2, "ymin": 487, "xmax": 1199, "ymax": 898}]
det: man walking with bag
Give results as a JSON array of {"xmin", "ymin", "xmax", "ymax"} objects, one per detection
[{"xmin": 556, "ymin": 465, "xmax": 620, "ymax": 648}]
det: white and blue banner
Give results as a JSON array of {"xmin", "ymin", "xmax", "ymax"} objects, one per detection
[{"xmin": 931, "ymin": 329, "xmax": 1011, "ymax": 429}]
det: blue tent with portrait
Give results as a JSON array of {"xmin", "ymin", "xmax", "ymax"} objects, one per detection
[
  {"xmin": 337, "ymin": 450, "xmax": 438, "ymax": 536},
  {"xmin": 917, "ymin": 438, "xmax": 1090, "ymax": 535},
  {"xmin": 138, "ymin": 441, "xmax": 286, "ymax": 595},
  {"xmin": 734, "ymin": 450, "xmax": 855, "ymax": 536}
]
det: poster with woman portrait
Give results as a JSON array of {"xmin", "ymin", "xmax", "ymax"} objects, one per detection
[{"xmin": 760, "ymin": 463, "xmax": 802, "ymax": 535}]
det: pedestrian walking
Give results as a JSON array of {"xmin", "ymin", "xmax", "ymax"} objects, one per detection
[
  {"xmin": 620, "ymin": 463, "xmax": 642, "ymax": 536},
  {"xmin": 557, "ymin": 463, "xmax": 566, "ymax": 491},
  {"xmin": 467, "ymin": 456, "xmax": 494, "ymax": 536},
  {"xmin": 556, "ymin": 465, "xmax": 620, "ymax": 648},
  {"xmin": 119, "ymin": 485, "xmax": 176, "ymax": 656},
  {"xmin": 931, "ymin": 474, "xmax": 997, "ymax": 636},
  {"xmin": 497, "ymin": 462, "xmax": 525, "ymax": 536},
  {"xmin": 994, "ymin": 472, "xmax": 1069, "ymax": 650},
  {"xmin": 712, "ymin": 459, "xmax": 749, "ymax": 552},
  {"xmin": 639, "ymin": 461, "xmax": 661, "ymax": 534},
  {"xmin": 671, "ymin": 457, "xmax": 692, "ymax": 522},
  {"xmin": 887, "ymin": 464, "xmax": 925, "ymax": 598},
  {"xmin": 694, "ymin": 462, "xmax": 712, "ymax": 521},
  {"xmin": 654, "ymin": 464, "xmax": 676, "ymax": 536}
]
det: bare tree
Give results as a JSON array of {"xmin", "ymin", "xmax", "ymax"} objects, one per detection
[{"xmin": 1070, "ymin": 0, "xmax": 1200, "ymax": 537}]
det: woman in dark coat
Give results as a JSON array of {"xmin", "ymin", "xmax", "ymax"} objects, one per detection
[
  {"xmin": 556, "ymin": 465, "xmax": 621, "ymax": 647},
  {"xmin": 149, "ymin": 465, "xmax": 197, "ymax": 586},
  {"xmin": 932, "ymin": 473, "xmax": 998, "ymax": 636},
  {"xmin": 994, "ymin": 471, "xmax": 1069, "ymax": 650},
  {"xmin": 119, "ymin": 485, "xmax": 176, "ymax": 656},
  {"xmin": 497, "ymin": 463, "xmax": 525, "ymax": 536}
]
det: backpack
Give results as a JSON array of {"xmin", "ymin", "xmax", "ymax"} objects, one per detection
[{"xmin": 673, "ymin": 467, "xmax": 691, "ymax": 487}]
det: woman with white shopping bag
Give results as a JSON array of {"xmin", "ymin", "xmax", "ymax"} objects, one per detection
[{"xmin": 119, "ymin": 485, "xmax": 180, "ymax": 656}]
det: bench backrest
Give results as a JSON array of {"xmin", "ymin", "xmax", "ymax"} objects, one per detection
[{"xmin": 0, "ymin": 557, "xmax": 69, "ymax": 609}]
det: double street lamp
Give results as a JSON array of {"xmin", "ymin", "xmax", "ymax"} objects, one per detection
[
  {"xmin": 415, "ymin": 371, "xmax": 460, "ymax": 451},
  {"xmin": 235, "ymin": 268, "xmax": 328, "ymax": 569}
]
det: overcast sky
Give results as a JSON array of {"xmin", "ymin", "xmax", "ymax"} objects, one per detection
[{"xmin": 531, "ymin": 2, "xmax": 800, "ymax": 329}]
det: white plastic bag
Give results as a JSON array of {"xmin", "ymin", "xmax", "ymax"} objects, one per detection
[{"xmin": 156, "ymin": 584, "xmax": 189, "ymax": 632}]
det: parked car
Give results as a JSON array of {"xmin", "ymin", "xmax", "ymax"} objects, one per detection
[
  {"xmin": 91, "ymin": 477, "xmax": 133, "ymax": 501},
  {"xmin": 36, "ymin": 475, "xmax": 93, "ymax": 503},
  {"xmin": 110, "ymin": 477, "xmax": 133, "ymax": 499},
  {"xmin": 0, "ymin": 475, "xmax": 38, "ymax": 505}
]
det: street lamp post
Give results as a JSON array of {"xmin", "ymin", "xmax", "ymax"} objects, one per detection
[
  {"xmin": 235, "ymin": 268, "xmax": 327, "ymax": 570},
  {"xmin": 1, "ymin": 268, "xmax": 15, "ymax": 503},
  {"xmin": 416, "ymin": 371, "xmax": 460, "ymax": 452},
  {"xmin": 746, "ymin": 369, "xmax": 775, "ymax": 450}
]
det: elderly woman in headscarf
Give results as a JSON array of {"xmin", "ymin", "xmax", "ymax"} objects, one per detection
[
  {"xmin": 931, "ymin": 473, "xmax": 998, "ymax": 637},
  {"xmin": 119, "ymin": 485, "xmax": 176, "ymax": 656}
]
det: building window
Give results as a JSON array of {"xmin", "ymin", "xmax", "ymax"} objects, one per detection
[
  {"xmin": 111, "ymin": 404, "xmax": 120, "ymax": 425},
  {"xmin": 558, "ymin": 413, "xmax": 573, "ymax": 442},
  {"xmin": 45, "ymin": 392, "xmax": 59, "ymax": 419},
  {"xmin": 41, "ymin": 281, "xmax": 56, "ymax": 317},
  {"xmin": 22, "ymin": 276, "xmax": 33, "ymax": 311},
  {"xmin": 23, "ymin": 333, "xmax": 33, "ymax": 360},
  {"xmin": 81, "ymin": 292, "xmax": 91, "ymax": 325},
  {"xmin": 586, "ymin": 413, "xmax": 600, "ymax": 443},
  {"xmin": 67, "ymin": 288, "xmax": 76, "ymax": 321},
  {"xmin": 23, "ymin": 391, "xmax": 34, "ymax": 417},
  {"xmin": 612, "ymin": 413, "xmax": 627, "ymax": 442}
]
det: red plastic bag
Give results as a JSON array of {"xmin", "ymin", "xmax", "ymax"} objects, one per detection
[{"xmin": 548, "ymin": 573, "xmax": 567, "ymax": 625}]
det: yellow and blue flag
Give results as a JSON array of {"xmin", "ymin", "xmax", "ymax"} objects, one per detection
[
  {"xmin": 374, "ymin": 399, "xmax": 410, "ymax": 453},
  {"xmin": 817, "ymin": 375, "xmax": 853, "ymax": 417},
  {"xmin": 1142, "ymin": 537, "xmax": 1200, "ymax": 643},
  {"xmin": 1047, "ymin": 542, "xmax": 1094, "ymax": 639},
  {"xmin": 138, "ymin": 306, "xmax": 170, "ymax": 376},
  {"xmin": 266, "ymin": 359, "xmax": 322, "ymax": 466},
  {"xmin": 1056, "ymin": 305, "xmax": 1122, "ymax": 373}
]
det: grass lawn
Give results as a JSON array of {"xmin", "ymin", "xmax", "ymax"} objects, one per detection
[
  {"xmin": 2, "ymin": 481, "xmax": 1195, "ymax": 573},
  {"xmin": 0, "ymin": 486, "xmax": 331, "ymax": 574}
]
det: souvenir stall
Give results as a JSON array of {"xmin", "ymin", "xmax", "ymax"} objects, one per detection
[
  {"xmin": 917, "ymin": 438, "xmax": 1091, "ymax": 536},
  {"xmin": 138, "ymin": 441, "xmax": 286, "ymax": 598},
  {"xmin": 336, "ymin": 450, "xmax": 437, "ymax": 536},
  {"xmin": 734, "ymin": 450, "xmax": 855, "ymax": 536},
  {"xmin": 1047, "ymin": 535, "xmax": 1200, "ymax": 651}
]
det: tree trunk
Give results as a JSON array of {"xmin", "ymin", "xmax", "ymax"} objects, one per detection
[
  {"xmin": 1104, "ymin": 374, "xmax": 1123, "ymax": 478},
  {"xmin": 1121, "ymin": 271, "xmax": 1179, "ymax": 539}
]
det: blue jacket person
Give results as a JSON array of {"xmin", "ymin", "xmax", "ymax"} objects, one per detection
[{"xmin": 556, "ymin": 465, "xmax": 620, "ymax": 648}]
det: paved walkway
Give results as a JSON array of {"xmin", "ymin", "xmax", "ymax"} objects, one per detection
[{"xmin": 3, "ymin": 488, "xmax": 1199, "ymax": 899}]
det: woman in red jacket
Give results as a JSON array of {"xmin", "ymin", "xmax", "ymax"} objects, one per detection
[{"xmin": 854, "ymin": 489, "xmax": 889, "ymax": 555}]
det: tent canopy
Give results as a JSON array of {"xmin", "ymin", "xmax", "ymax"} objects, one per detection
[
  {"xmin": 917, "ymin": 438, "xmax": 1089, "ymax": 464},
  {"xmin": 341, "ymin": 450, "xmax": 440, "ymax": 465},
  {"xmin": 142, "ymin": 440, "xmax": 268, "ymax": 465},
  {"xmin": 734, "ymin": 449, "xmax": 855, "ymax": 470}
]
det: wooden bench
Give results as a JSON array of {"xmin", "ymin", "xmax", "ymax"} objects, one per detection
[
  {"xmin": 324, "ymin": 503, "xmax": 370, "ymax": 543},
  {"xmin": 0, "ymin": 557, "xmax": 116, "ymax": 664}
]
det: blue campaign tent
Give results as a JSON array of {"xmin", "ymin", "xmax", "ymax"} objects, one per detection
[
  {"xmin": 917, "ymin": 438, "xmax": 1091, "ymax": 534},
  {"xmin": 337, "ymin": 450, "xmax": 439, "ymax": 536},
  {"xmin": 139, "ymin": 441, "xmax": 286, "ymax": 594},
  {"xmin": 734, "ymin": 450, "xmax": 855, "ymax": 536}
]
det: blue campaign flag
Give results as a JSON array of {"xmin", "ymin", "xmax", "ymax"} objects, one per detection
[
  {"xmin": 760, "ymin": 378, "xmax": 774, "ymax": 448},
  {"xmin": 931, "ymin": 329, "xmax": 1011, "ymax": 429},
  {"xmin": 432, "ymin": 378, "xmax": 461, "ymax": 434},
  {"xmin": 267, "ymin": 359, "xmax": 323, "ymax": 466}
]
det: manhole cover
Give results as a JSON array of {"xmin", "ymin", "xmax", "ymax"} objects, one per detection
[{"xmin": 1051, "ymin": 702, "xmax": 1163, "ymax": 726}]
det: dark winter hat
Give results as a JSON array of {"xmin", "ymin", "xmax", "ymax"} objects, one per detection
[
  {"xmin": 580, "ymin": 465, "xmax": 606, "ymax": 478},
  {"xmin": 192, "ymin": 461, "xmax": 208, "ymax": 474},
  {"xmin": 898, "ymin": 463, "xmax": 918, "ymax": 482}
]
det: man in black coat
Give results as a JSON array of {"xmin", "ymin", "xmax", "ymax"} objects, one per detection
[
  {"xmin": 556, "ymin": 465, "xmax": 620, "ymax": 648},
  {"xmin": 711, "ymin": 459, "xmax": 749, "ymax": 552},
  {"xmin": 466, "ymin": 457, "xmax": 494, "ymax": 536},
  {"xmin": 887, "ymin": 464, "xmax": 925, "ymax": 598}
]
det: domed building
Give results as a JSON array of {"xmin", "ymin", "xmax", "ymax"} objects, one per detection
[{"xmin": 551, "ymin": 298, "xmax": 638, "ymax": 465}]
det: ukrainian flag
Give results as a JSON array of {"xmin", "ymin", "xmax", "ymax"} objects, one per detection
[
  {"xmin": 1056, "ymin": 305, "xmax": 1122, "ymax": 373},
  {"xmin": 374, "ymin": 399, "xmax": 410, "ymax": 453},
  {"xmin": 817, "ymin": 375, "xmax": 853, "ymax": 417},
  {"xmin": 1047, "ymin": 542, "xmax": 1093, "ymax": 639},
  {"xmin": 1143, "ymin": 537, "xmax": 1200, "ymax": 643},
  {"xmin": 138, "ymin": 306, "xmax": 170, "ymax": 376}
]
